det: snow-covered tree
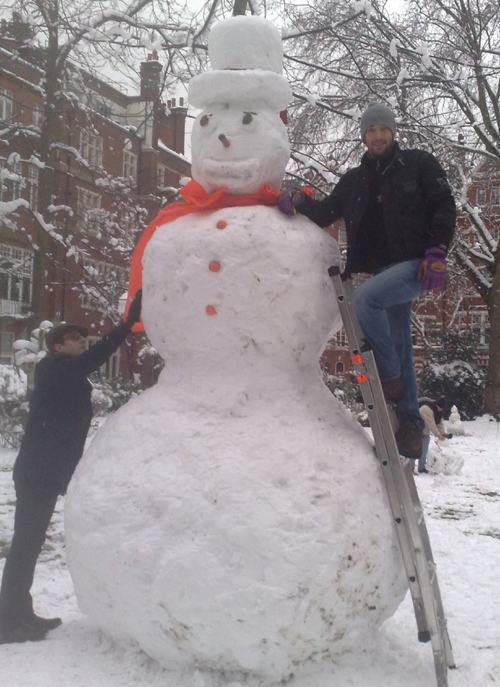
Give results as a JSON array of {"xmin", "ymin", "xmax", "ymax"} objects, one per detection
[{"xmin": 277, "ymin": 0, "xmax": 500, "ymax": 418}]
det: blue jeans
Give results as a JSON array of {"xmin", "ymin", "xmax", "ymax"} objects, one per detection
[
  {"xmin": 351, "ymin": 259, "xmax": 423, "ymax": 425},
  {"xmin": 419, "ymin": 434, "xmax": 431, "ymax": 471}
]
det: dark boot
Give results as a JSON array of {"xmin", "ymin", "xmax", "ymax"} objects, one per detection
[
  {"xmin": 395, "ymin": 414, "xmax": 423, "ymax": 459},
  {"xmin": 381, "ymin": 376, "xmax": 404, "ymax": 403},
  {"xmin": 26, "ymin": 614, "xmax": 62, "ymax": 631},
  {"xmin": 0, "ymin": 620, "xmax": 48, "ymax": 645}
]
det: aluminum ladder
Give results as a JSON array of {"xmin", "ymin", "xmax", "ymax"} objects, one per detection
[{"xmin": 329, "ymin": 265, "xmax": 455, "ymax": 687}]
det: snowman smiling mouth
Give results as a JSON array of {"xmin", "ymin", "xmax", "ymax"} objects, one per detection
[{"xmin": 202, "ymin": 158, "xmax": 260, "ymax": 185}]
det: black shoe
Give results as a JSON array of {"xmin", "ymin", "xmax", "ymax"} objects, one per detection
[
  {"xmin": 418, "ymin": 468, "xmax": 429, "ymax": 474},
  {"xmin": 26, "ymin": 614, "xmax": 62, "ymax": 631},
  {"xmin": 395, "ymin": 413, "xmax": 423, "ymax": 459},
  {"xmin": 0, "ymin": 620, "xmax": 48, "ymax": 645},
  {"xmin": 381, "ymin": 376, "xmax": 404, "ymax": 403}
]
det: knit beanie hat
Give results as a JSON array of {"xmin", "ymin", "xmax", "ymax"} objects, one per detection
[{"xmin": 360, "ymin": 102, "xmax": 396, "ymax": 140}]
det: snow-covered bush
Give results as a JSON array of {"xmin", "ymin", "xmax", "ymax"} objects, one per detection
[
  {"xmin": 324, "ymin": 373, "xmax": 367, "ymax": 424},
  {"xmin": 90, "ymin": 374, "xmax": 144, "ymax": 416},
  {"xmin": 418, "ymin": 331, "xmax": 485, "ymax": 420},
  {"xmin": 0, "ymin": 365, "xmax": 28, "ymax": 448}
]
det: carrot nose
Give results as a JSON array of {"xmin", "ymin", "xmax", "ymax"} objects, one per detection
[{"xmin": 218, "ymin": 134, "xmax": 230, "ymax": 148}]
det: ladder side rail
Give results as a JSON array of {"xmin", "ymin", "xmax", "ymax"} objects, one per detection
[{"xmin": 404, "ymin": 466, "xmax": 455, "ymax": 666}]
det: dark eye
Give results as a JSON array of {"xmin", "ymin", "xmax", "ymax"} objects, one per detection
[
  {"xmin": 200, "ymin": 114, "xmax": 211, "ymax": 127},
  {"xmin": 242, "ymin": 112, "xmax": 253, "ymax": 125}
]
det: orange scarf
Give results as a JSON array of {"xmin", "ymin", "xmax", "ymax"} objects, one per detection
[{"xmin": 125, "ymin": 180, "xmax": 279, "ymax": 331}]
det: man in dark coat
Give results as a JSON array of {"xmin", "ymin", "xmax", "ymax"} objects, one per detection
[
  {"xmin": 0, "ymin": 290, "xmax": 142, "ymax": 644},
  {"xmin": 277, "ymin": 102, "xmax": 456, "ymax": 459}
]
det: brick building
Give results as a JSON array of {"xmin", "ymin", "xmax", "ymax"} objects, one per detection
[{"xmin": 0, "ymin": 14, "xmax": 190, "ymax": 379}]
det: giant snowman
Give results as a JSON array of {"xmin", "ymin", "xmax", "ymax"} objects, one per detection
[{"xmin": 66, "ymin": 15, "xmax": 407, "ymax": 683}]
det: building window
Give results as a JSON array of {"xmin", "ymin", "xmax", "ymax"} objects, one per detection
[
  {"xmin": 476, "ymin": 188, "xmax": 486, "ymax": 206},
  {"xmin": 491, "ymin": 187, "xmax": 500, "ymax": 206},
  {"xmin": 157, "ymin": 163, "xmax": 167, "ymax": 190},
  {"xmin": 123, "ymin": 150, "xmax": 138, "ymax": 182},
  {"xmin": 121, "ymin": 207, "xmax": 137, "ymax": 233},
  {"xmin": 12, "ymin": 160, "xmax": 23, "ymax": 200},
  {"xmin": 87, "ymin": 336, "xmax": 120, "ymax": 379},
  {"xmin": 333, "ymin": 327, "xmax": 348, "ymax": 348},
  {"xmin": 0, "ymin": 88, "xmax": 13, "ymax": 122},
  {"xmin": 471, "ymin": 311, "xmax": 490, "ymax": 346},
  {"xmin": 27, "ymin": 165, "xmax": 39, "ymax": 208},
  {"xmin": 77, "ymin": 187, "xmax": 101, "ymax": 234},
  {"xmin": 335, "ymin": 361, "xmax": 345, "ymax": 374},
  {"xmin": 32, "ymin": 103, "xmax": 43, "ymax": 128},
  {"xmin": 80, "ymin": 130, "xmax": 103, "ymax": 167},
  {"xmin": 82, "ymin": 259, "xmax": 127, "ymax": 310},
  {"xmin": 0, "ymin": 332, "xmax": 14, "ymax": 365},
  {"xmin": 0, "ymin": 243, "xmax": 34, "ymax": 310}
]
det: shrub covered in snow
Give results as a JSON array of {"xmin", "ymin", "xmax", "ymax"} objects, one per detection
[
  {"xmin": 90, "ymin": 373, "xmax": 144, "ymax": 416},
  {"xmin": 324, "ymin": 373, "xmax": 367, "ymax": 424},
  {"xmin": 418, "ymin": 330, "xmax": 485, "ymax": 420}
]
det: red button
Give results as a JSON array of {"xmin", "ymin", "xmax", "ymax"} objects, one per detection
[
  {"xmin": 209, "ymin": 261, "xmax": 221, "ymax": 272},
  {"xmin": 206, "ymin": 305, "xmax": 217, "ymax": 316},
  {"xmin": 216, "ymin": 220, "xmax": 227, "ymax": 229}
]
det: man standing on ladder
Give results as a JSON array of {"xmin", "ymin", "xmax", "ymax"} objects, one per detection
[{"xmin": 277, "ymin": 102, "xmax": 456, "ymax": 459}]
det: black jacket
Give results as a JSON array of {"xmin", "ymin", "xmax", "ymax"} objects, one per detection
[
  {"xmin": 299, "ymin": 142, "xmax": 456, "ymax": 275},
  {"xmin": 13, "ymin": 322, "xmax": 132, "ymax": 494}
]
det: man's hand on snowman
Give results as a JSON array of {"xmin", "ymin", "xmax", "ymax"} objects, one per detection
[
  {"xmin": 126, "ymin": 289, "xmax": 142, "ymax": 326},
  {"xmin": 277, "ymin": 188, "xmax": 305, "ymax": 216}
]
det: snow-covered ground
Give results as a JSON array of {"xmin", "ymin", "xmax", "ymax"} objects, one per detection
[{"xmin": 1, "ymin": 415, "xmax": 499, "ymax": 687}]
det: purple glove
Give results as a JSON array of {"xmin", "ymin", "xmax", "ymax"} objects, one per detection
[
  {"xmin": 418, "ymin": 247, "xmax": 447, "ymax": 291},
  {"xmin": 277, "ymin": 187, "xmax": 305, "ymax": 216}
]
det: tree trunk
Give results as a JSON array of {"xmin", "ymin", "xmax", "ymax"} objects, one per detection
[
  {"xmin": 30, "ymin": 16, "xmax": 60, "ymax": 325},
  {"xmin": 484, "ymin": 257, "xmax": 500, "ymax": 420}
]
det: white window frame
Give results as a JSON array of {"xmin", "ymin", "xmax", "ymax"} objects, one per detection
[
  {"xmin": 77, "ymin": 187, "xmax": 101, "ymax": 234},
  {"xmin": 491, "ymin": 187, "xmax": 500, "ymax": 206},
  {"xmin": 120, "ymin": 207, "xmax": 137, "ymax": 233},
  {"xmin": 32, "ymin": 103, "xmax": 43, "ymax": 128},
  {"xmin": 335, "ymin": 361, "xmax": 345, "ymax": 374},
  {"xmin": 87, "ymin": 335, "xmax": 120, "ymax": 379},
  {"xmin": 157, "ymin": 163, "xmax": 167, "ymax": 190},
  {"xmin": 0, "ymin": 243, "xmax": 34, "ymax": 307},
  {"xmin": 0, "ymin": 87, "xmax": 13, "ymax": 122},
  {"xmin": 27, "ymin": 165, "xmax": 39, "ymax": 208},
  {"xmin": 123, "ymin": 150, "xmax": 138, "ymax": 182},
  {"xmin": 333, "ymin": 327, "xmax": 348, "ymax": 348},
  {"xmin": 80, "ymin": 130, "xmax": 103, "ymax": 167},
  {"xmin": 0, "ymin": 331, "xmax": 14, "ymax": 365},
  {"xmin": 81, "ymin": 259, "xmax": 127, "ymax": 310},
  {"xmin": 12, "ymin": 160, "xmax": 23, "ymax": 200},
  {"xmin": 471, "ymin": 311, "xmax": 490, "ymax": 346},
  {"xmin": 476, "ymin": 188, "xmax": 487, "ymax": 206}
]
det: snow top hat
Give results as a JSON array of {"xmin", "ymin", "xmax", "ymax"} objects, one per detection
[{"xmin": 189, "ymin": 15, "xmax": 292, "ymax": 112}]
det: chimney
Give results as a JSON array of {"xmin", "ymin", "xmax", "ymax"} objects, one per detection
[
  {"xmin": 140, "ymin": 51, "xmax": 162, "ymax": 102},
  {"xmin": 7, "ymin": 11, "xmax": 34, "ymax": 42}
]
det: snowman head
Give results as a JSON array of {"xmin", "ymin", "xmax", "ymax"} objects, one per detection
[
  {"xmin": 191, "ymin": 103, "xmax": 290, "ymax": 195},
  {"xmin": 189, "ymin": 15, "xmax": 292, "ymax": 195}
]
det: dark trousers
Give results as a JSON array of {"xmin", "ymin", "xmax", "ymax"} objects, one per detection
[{"xmin": 0, "ymin": 480, "xmax": 59, "ymax": 630}]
